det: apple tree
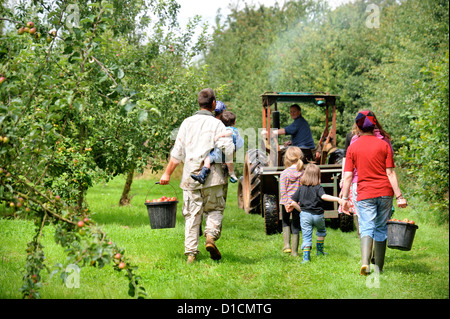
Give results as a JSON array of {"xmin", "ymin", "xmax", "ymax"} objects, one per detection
[{"xmin": 0, "ymin": 0, "xmax": 207, "ymax": 298}]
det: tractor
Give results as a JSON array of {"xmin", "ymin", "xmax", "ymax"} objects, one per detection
[{"xmin": 237, "ymin": 92, "xmax": 354, "ymax": 234}]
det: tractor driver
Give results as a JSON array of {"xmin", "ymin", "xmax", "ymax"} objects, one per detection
[{"xmin": 262, "ymin": 104, "xmax": 315, "ymax": 163}]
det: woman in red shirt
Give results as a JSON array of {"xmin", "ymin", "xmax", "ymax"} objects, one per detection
[{"xmin": 341, "ymin": 110, "xmax": 408, "ymax": 276}]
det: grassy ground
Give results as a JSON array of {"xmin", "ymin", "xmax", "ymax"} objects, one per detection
[{"xmin": 0, "ymin": 174, "xmax": 448, "ymax": 299}]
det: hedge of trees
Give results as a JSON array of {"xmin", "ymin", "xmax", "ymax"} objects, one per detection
[{"xmin": 0, "ymin": 0, "xmax": 209, "ymax": 298}]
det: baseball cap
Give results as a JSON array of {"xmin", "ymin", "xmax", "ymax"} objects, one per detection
[
  {"xmin": 355, "ymin": 110, "xmax": 377, "ymax": 132},
  {"xmin": 215, "ymin": 100, "xmax": 226, "ymax": 115}
]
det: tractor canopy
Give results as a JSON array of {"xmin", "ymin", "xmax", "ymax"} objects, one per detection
[
  {"xmin": 260, "ymin": 91, "xmax": 339, "ymax": 166},
  {"xmin": 261, "ymin": 92, "xmax": 338, "ymax": 108}
]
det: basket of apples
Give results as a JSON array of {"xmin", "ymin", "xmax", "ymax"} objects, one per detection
[
  {"xmin": 387, "ymin": 218, "xmax": 418, "ymax": 251},
  {"xmin": 144, "ymin": 182, "xmax": 179, "ymax": 229}
]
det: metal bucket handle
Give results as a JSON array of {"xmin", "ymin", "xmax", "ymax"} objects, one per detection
[{"xmin": 145, "ymin": 182, "xmax": 179, "ymax": 201}]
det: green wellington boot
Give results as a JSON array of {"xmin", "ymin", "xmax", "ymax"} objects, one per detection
[
  {"xmin": 374, "ymin": 240, "xmax": 387, "ymax": 273},
  {"xmin": 291, "ymin": 234, "xmax": 299, "ymax": 257},
  {"xmin": 282, "ymin": 226, "xmax": 291, "ymax": 253},
  {"xmin": 360, "ymin": 236, "xmax": 373, "ymax": 275}
]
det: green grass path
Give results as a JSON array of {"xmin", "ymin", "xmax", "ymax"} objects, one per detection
[{"xmin": 1, "ymin": 176, "xmax": 448, "ymax": 299}]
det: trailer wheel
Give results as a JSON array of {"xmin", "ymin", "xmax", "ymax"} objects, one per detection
[
  {"xmin": 242, "ymin": 149, "xmax": 267, "ymax": 214},
  {"xmin": 263, "ymin": 194, "xmax": 281, "ymax": 235}
]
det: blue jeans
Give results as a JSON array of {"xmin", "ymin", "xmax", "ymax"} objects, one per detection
[
  {"xmin": 209, "ymin": 148, "xmax": 223, "ymax": 163},
  {"xmin": 357, "ymin": 196, "xmax": 393, "ymax": 241},
  {"xmin": 300, "ymin": 211, "xmax": 327, "ymax": 250}
]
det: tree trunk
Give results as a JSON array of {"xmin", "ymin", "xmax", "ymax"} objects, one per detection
[
  {"xmin": 76, "ymin": 185, "xmax": 85, "ymax": 212},
  {"xmin": 119, "ymin": 168, "xmax": 134, "ymax": 206}
]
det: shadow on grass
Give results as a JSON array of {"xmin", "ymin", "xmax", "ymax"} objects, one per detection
[{"xmin": 386, "ymin": 251, "xmax": 433, "ymax": 274}]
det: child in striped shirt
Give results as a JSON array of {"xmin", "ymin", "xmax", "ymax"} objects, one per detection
[{"xmin": 279, "ymin": 146, "xmax": 304, "ymax": 256}]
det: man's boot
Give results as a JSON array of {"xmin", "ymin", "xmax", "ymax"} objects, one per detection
[
  {"xmin": 191, "ymin": 167, "xmax": 210, "ymax": 184},
  {"xmin": 282, "ymin": 226, "xmax": 291, "ymax": 253},
  {"xmin": 205, "ymin": 235, "xmax": 221, "ymax": 260},
  {"xmin": 360, "ymin": 236, "xmax": 373, "ymax": 276},
  {"xmin": 186, "ymin": 254, "xmax": 196, "ymax": 264},
  {"xmin": 374, "ymin": 240, "xmax": 387, "ymax": 273},
  {"xmin": 291, "ymin": 234, "xmax": 299, "ymax": 257}
]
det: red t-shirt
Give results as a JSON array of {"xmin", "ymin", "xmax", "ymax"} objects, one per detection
[{"xmin": 344, "ymin": 135, "xmax": 395, "ymax": 201}]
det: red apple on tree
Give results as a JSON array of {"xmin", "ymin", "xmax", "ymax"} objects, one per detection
[{"xmin": 26, "ymin": 21, "xmax": 34, "ymax": 28}]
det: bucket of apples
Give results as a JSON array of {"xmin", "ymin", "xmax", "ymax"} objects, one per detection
[
  {"xmin": 387, "ymin": 218, "xmax": 418, "ymax": 251},
  {"xmin": 144, "ymin": 182, "xmax": 179, "ymax": 229}
]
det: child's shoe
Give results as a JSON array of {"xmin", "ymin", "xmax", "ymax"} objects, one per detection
[
  {"xmin": 229, "ymin": 173, "xmax": 238, "ymax": 183},
  {"xmin": 316, "ymin": 240, "xmax": 328, "ymax": 256},
  {"xmin": 191, "ymin": 167, "xmax": 210, "ymax": 184},
  {"xmin": 302, "ymin": 247, "xmax": 311, "ymax": 264}
]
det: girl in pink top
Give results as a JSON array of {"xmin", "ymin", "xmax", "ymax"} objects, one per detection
[{"xmin": 279, "ymin": 146, "xmax": 304, "ymax": 256}]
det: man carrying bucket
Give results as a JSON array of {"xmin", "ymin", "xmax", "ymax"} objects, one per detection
[
  {"xmin": 341, "ymin": 110, "xmax": 408, "ymax": 275},
  {"xmin": 160, "ymin": 88, "xmax": 234, "ymax": 263}
]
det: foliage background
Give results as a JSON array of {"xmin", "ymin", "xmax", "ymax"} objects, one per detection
[{"xmin": 0, "ymin": 0, "xmax": 448, "ymax": 299}]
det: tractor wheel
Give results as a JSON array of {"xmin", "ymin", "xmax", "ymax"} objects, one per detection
[
  {"xmin": 242, "ymin": 149, "xmax": 267, "ymax": 214},
  {"xmin": 263, "ymin": 194, "xmax": 281, "ymax": 235},
  {"xmin": 237, "ymin": 176, "xmax": 244, "ymax": 209}
]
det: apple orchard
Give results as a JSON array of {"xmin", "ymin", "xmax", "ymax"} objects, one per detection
[{"xmin": 0, "ymin": 0, "xmax": 209, "ymax": 298}]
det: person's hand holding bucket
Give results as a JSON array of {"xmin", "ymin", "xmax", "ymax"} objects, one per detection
[
  {"xmin": 396, "ymin": 195, "xmax": 407, "ymax": 208},
  {"xmin": 159, "ymin": 172, "xmax": 170, "ymax": 185}
]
